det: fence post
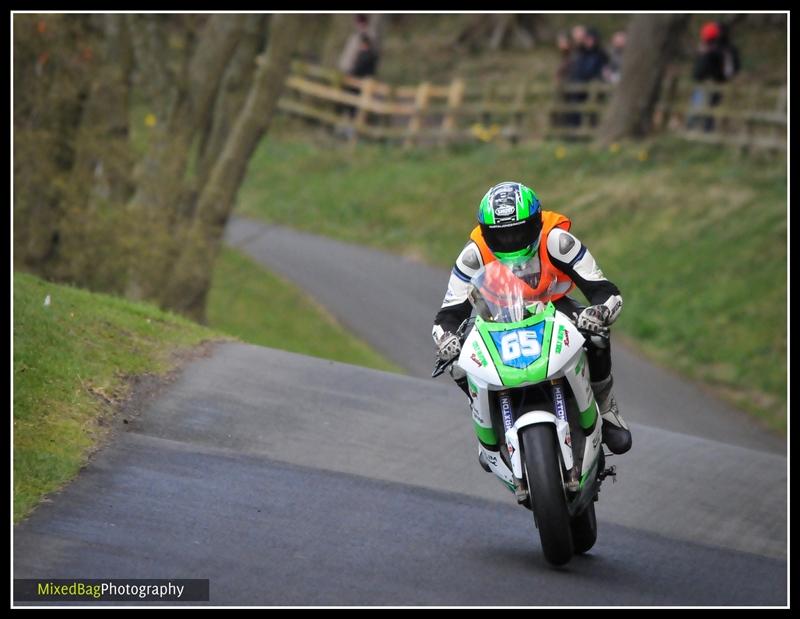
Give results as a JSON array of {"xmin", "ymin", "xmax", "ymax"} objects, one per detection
[
  {"xmin": 404, "ymin": 81, "xmax": 431, "ymax": 148},
  {"xmin": 440, "ymin": 78, "xmax": 465, "ymax": 145},
  {"xmin": 655, "ymin": 72, "xmax": 679, "ymax": 132},
  {"xmin": 351, "ymin": 78, "xmax": 376, "ymax": 145}
]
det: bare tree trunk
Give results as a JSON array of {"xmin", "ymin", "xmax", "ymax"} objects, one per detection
[
  {"xmin": 196, "ymin": 14, "xmax": 268, "ymax": 185},
  {"xmin": 454, "ymin": 14, "xmax": 494, "ymax": 52},
  {"xmin": 597, "ymin": 14, "xmax": 690, "ymax": 144},
  {"xmin": 50, "ymin": 14, "xmax": 135, "ymax": 292},
  {"xmin": 489, "ymin": 14, "xmax": 512, "ymax": 50},
  {"xmin": 456, "ymin": 14, "xmax": 534, "ymax": 52},
  {"xmin": 488, "ymin": 15, "xmax": 535, "ymax": 50},
  {"xmin": 516, "ymin": 14, "xmax": 544, "ymax": 43},
  {"xmin": 124, "ymin": 14, "xmax": 246, "ymax": 301},
  {"xmin": 161, "ymin": 14, "xmax": 304, "ymax": 321},
  {"xmin": 13, "ymin": 14, "xmax": 95, "ymax": 275},
  {"xmin": 71, "ymin": 14, "xmax": 134, "ymax": 207}
]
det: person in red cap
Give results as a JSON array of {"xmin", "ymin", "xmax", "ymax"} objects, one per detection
[
  {"xmin": 694, "ymin": 21, "xmax": 726, "ymax": 82},
  {"xmin": 689, "ymin": 21, "xmax": 738, "ymax": 131},
  {"xmin": 701, "ymin": 21, "xmax": 721, "ymax": 43}
]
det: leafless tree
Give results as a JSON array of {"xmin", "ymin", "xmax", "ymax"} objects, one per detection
[
  {"xmin": 14, "ymin": 13, "xmax": 306, "ymax": 321},
  {"xmin": 597, "ymin": 14, "xmax": 690, "ymax": 144}
]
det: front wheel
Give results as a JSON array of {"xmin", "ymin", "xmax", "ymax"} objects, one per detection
[
  {"xmin": 571, "ymin": 502, "xmax": 598, "ymax": 554},
  {"xmin": 522, "ymin": 424, "xmax": 573, "ymax": 566}
]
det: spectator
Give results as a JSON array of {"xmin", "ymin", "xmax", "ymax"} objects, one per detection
[
  {"xmin": 555, "ymin": 25, "xmax": 585, "ymax": 128},
  {"xmin": 565, "ymin": 27, "xmax": 609, "ymax": 128},
  {"xmin": 689, "ymin": 21, "xmax": 736, "ymax": 132},
  {"xmin": 338, "ymin": 14, "xmax": 371, "ymax": 75},
  {"xmin": 350, "ymin": 33, "xmax": 378, "ymax": 79},
  {"xmin": 569, "ymin": 27, "xmax": 609, "ymax": 83},
  {"xmin": 337, "ymin": 17, "xmax": 381, "ymax": 124},
  {"xmin": 551, "ymin": 31, "xmax": 575, "ymax": 129},
  {"xmin": 555, "ymin": 30, "xmax": 573, "ymax": 86},
  {"xmin": 570, "ymin": 24, "xmax": 587, "ymax": 53},
  {"xmin": 603, "ymin": 30, "xmax": 627, "ymax": 84},
  {"xmin": 692, "ymin": 21, "xmax": 726, "ymax": 82}
]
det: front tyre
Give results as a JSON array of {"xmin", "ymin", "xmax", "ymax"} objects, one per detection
[
  {"xmin": 571, "ymin": 502, "xmax": 597, "ymax": 554},
  {"xmin": 522, "ymin": 424, "xmax": 573, "ymax": 566}
]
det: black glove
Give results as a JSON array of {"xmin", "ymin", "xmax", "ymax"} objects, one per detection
[{"xmin": 577, "ymin": 305, "xmax": 611, "ymax": 336}]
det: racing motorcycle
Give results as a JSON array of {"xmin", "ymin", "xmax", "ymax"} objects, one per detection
[{"xmin": 433, "ymin": 259, "xmax": 617, "ymax": 566}]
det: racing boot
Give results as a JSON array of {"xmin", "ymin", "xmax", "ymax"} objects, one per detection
[
  {"xmin": 592, "ymin": 375, "xmax": 632, "ymax": 455},
  {"xmin": 454, "ymin": 369, "xmax": 491, "ymax": 473}
]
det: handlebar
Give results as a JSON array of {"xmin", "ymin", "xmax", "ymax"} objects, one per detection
[{"xmin": 576, "ymin": 326, "xmax": 610, "ymax": 340}]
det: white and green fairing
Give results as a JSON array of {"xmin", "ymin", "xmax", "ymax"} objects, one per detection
[{"xmin": 458, "ymin": 302, "xmax": 603, "ymax": 494}]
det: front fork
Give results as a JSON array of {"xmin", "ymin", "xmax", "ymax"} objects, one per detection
[
  {"xmin": 498, "ymin": 390, "xmax": 528, "ymax": 503},
  {"xmin": 499, "ymin": 380, "xmax": 578, "ymax": 502},
  {"xmin": 551, "ymin": 379, "xmax": 580, "ymax": 492}
]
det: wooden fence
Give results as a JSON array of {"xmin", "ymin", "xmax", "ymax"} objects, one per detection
[
  {"xmin": 276, "ymin": 61, "xmax": 786, "ymax": 152},
  {"xmin": 655, "ymin": 76, "xmax": 787, "ymax": 151}
]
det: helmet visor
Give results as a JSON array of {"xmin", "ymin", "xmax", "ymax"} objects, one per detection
[{"xmin": 481, "ymin": 217, "xmax": 542, "ymax": 255}]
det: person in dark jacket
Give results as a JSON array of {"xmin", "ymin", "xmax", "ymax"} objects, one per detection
[
  {"xmin": 692, "ymin": 21, "xmax": 727, "ymax": 83},
  {"xmin": 350, "ymin": 33, "xmax": 378, "ymax": 78},
  {"xmin": 565, "ymin": 27, "xmax": 608, "ymax": 129},
  {"xmin": 569, "ymin": 27, "xmax": 609, "ymax": 83},
  {"xmin": 689, "ymin": 21, "xmax": 739, "ymax": 132},
  {"xmin": 341, "ymin": 34, "xmax": 379, "ymax": 122}
]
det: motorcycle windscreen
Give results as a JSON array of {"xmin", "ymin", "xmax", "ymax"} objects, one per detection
[{"xmin": 469, "ymin": 259, "xmax": 560, "ymax": 323}]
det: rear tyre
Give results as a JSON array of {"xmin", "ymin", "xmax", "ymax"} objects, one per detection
[
  {"xmin": 522, "ymin": 424, "xmax": 573, "ymax": 566},
  {"xmin": 571, "ymin": 502, "xmax": 598, "ymax": 554}
]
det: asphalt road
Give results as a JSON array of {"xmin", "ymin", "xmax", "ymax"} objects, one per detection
[
  {"xmin": 224, "ymin": 215, "xmax": 785, "ymax": 455},
  {"xmin": 13, "ymin": 344, "xmax": 788, "ymax": 605}
]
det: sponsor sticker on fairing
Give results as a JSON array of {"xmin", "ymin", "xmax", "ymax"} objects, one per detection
[
  {"xmin": 471, "ymin": 341, "xmax": 487, "ymax": 367},
  {"xmin": 555, "ymin": 326, "xmax": 565, "ymax": 354}
]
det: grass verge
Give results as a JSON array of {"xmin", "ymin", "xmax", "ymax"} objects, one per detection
[
  {"xmin": 237, "ymin": 135, "xmax": 787, "ymax": 434},
  {"xmin": 13, "ymin": 271, "xmax": 225, "ymax": 522},
  {"xmin": 207, "ymin": 246, "xmax": 403, "ymax": 374}
]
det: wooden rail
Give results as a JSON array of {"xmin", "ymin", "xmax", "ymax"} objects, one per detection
[{"xmin": 277, "ymin": 61, "xmax": 786, "ymax": 152}]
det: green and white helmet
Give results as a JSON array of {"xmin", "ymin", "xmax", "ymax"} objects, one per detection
[{"xmin": 477, "ymin": 181, "xmax": 543, "ymax": 262}]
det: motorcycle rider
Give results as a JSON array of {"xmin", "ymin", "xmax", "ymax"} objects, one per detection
[{"xmin": 432, "ymin": 181, "xmax": 632, "ymax": 455}]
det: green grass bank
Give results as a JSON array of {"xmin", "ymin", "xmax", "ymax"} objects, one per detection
[
  {"xmin": 13, "ymin": 272, "xmax": 223, "ymax": 522},
  {"xmin": 237, "ymin": 135, "xmax": 787, "ymax": 434}
]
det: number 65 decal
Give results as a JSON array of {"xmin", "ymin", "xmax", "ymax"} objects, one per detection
[{"xmin": 499, "ymin": 330, "xmax": 541, "ymax": 362}]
